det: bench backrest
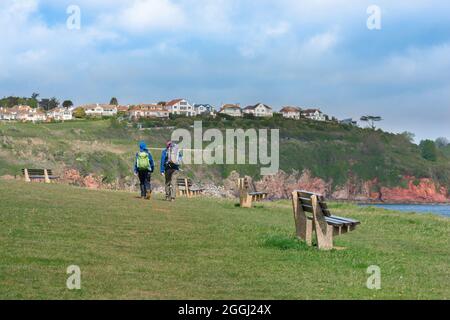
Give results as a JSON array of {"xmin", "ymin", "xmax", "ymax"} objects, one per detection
[
  {"xmin": 22, "ymin": 169, "xmax": 54, "ymax": 176},
  {"xmin": 177, "ymin": 178, "xmax": 193, "ymax": 187},
  {"xmin": 293, "ymin": 190, "xmax": 331, "ymax": 217},
  {"xmin": 237, "ymin": 177, "xmax": 256, "ymax": 193}
]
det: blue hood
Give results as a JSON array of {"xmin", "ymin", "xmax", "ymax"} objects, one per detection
[{"xmin": 139, "ymin": 141, "xmax": 147, "ymax": 151}]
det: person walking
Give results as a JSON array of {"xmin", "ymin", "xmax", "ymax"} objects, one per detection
[
  {"xmin": 134, "ymin": 141, "xmax": 155, "ymax": 199},
  {"xmin": 160, "ymin": 141, "xmax": 182, "ymax": 201}
]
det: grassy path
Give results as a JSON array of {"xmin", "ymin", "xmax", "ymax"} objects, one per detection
[{"xmin": 0, "ymin": 180, "xmax": 448, "ymax": 299}]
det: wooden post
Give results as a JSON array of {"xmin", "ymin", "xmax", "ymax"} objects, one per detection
[
  {"xmin": 44, "ymin": 169, "xmax": 51, "ymax": 184},
  {"xmin": 292, "ymin": 191, "xmax": 312, "ymax": 246},
  {"xmin": 311, "ymin": 195, "xmax": 334, "ymax": 250},
  {"xmin": 24, "ymin": 169, "xmax": 31, "ymax": 183},
  {"xmin": 184, "ymin": 179, "xmax": 191, "ymax": 198}
]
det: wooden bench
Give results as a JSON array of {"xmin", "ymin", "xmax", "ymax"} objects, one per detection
[
  {"xmin": 176, "ymin": 178, "xmax": 204, "ymax": 197},
  {"xmin": 237, "ymin": 177, "xmax": 268, "ymax": 208},
  {"xmin": 292, "ymin": 190, "xmax": 361, "ymax": 250},
  {"xmin": 22, "ymin": 169, "xmax": 59, "ymax": 184}
]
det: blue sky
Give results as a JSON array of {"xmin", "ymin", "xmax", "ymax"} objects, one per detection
[{"xmin": 1, "ymin": 0, "xmax": 450, "ymax": 141}]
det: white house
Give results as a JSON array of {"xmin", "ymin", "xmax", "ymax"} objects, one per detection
[
  {"xmin": 128, "ymin": 104, "xmax": 170, "ymax": 120},
  {"xmin": 301, "ymin": 109, "xmax": 327, "ymax": 122},
  {"xmin": 8, "ymin": 106, "xmax": 47, "ymax": 122},
  {"xmin": 280, "ymin": 106, "xmax": 301, "ymax": 120},
  {"xmin": 219, "ymin": 104, "xmax": 242, "ymax": 117},
  {"xmin": 193, "ymin": 104, "xmax": 215, "ymax": 116},
  {"xmin": 243, "ymin": 103, "xmax": 273, "ymax": 117},
  {"xmin": 26, "ymin": 110, "xmax": 47, "ymax": 122},
  {"xmin": 47, "ymin": 108, "xmax": 73, "ymax": 121},
  {"xmin": 166, "ymin": 99, "xmax": 195, "ymax": 117},
  {"xmin": 79, "ymin": 104, "xmax": 118, "ymax": 117},
  {"xmin": 0, "ymin": 107, "xmax": 16, "ymax": 120}
]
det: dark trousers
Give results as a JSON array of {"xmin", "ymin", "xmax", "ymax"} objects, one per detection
[
  {"xmin": 164, "ymin": 168, "xmax": 178, "ymax": 200},
  {"xmin": 138, "ymin": 170, "xmax": 151, "ymax": 197}
]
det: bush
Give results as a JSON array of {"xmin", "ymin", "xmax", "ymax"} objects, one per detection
[{"xmin": 420, "ymin": 140, "xmax": 438, "ymax": 161}]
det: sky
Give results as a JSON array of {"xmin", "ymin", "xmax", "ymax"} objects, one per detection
[{"xmin": 1, "ymin": 0, "xmax": 450, "ymax": 142}]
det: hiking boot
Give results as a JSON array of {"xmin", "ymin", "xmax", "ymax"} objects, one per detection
[{"xmin": 146, "ymin": 192, "xmax": 152, "ymax": 200}]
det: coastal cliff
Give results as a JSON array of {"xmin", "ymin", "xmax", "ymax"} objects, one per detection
[{"xmin": 255, "ymin": 170, "xmax": 450, "ymax": 203}]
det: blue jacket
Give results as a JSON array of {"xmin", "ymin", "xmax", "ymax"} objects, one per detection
[
  {"xmin": 134, "ymin": 142, "xmax": 155, "ymax": 174},
  {"xmin": 160, "ymin": 148, "xmax": 181, "ymax": 173}
]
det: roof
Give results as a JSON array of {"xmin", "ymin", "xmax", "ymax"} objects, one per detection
[
  {"xmin": 194, "ymin": 104, "xmax": 213, "ymax": 108},
  {"xmin": 166, "ymin": 99, "xmax": 184, "ymax": 106},
  {"xmin": 10, "ymin": 105, "xmax": 32, "ymax": 112},
  {"xmin": 244, "ymin": 103, "xmax": 272, "ymax": 110},
  {"xmin": 117, "ymin": 105, "xmax": 130, "ymax": 111},
  {"xmin": 47, "ymin": 107, "xmax": 69, "ymax": 113},
  {"xmin": 280, "ymin": 106, "xmax": 301, "ymax": 113},
  {"xmin": 302, "ymin": 109, "xmax": 322, "ymax": 114},
  {"xmin": 221, "ymin": 104, "xmax": 240, "ymax": 110}
]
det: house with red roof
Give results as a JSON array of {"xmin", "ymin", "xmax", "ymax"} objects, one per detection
[
  {"xmin": 165, "ymin": 99, "xmax": 195, "ymax": 117},
  {"xmin": 280, "ymin": 106, "xmax": 301, "ymax": 120}
]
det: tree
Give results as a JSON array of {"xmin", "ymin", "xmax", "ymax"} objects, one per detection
[
  {"xmin": 62, "ymin": 100, "xmax": 74, "ymax": 109},
  {"xmin": 39, "ymin": 98, "xmax": 50, "ymax": 110},
  {"xmin": 39, "ymin": 98, "xmax": 59, "ymax": 111},
  {"xmin": 110, "ymin": 97, "xmax": 118, "ymax": 106},
  {"xmin": 400, "ymin": 131, "xmax": 415, "ymax": 143},
  {"xmin": 435, "ymin": 137, "xmax": 450, "ymax": 148},
  {"xmin": 49, "ymin": 97, "xmax": 59, "ymax": 110},
  {"xmin": 419, "ymin": 140, "xmax": 438, "ymax": 161},
  {"xmin": 73, "ymin": 108, "xmax": 86, "ymax": 119},
  {"xmin": 360, "ymin": 115, "xmax": 383, "ymax": 129}
]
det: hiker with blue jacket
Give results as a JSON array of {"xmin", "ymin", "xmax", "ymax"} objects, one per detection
[
  {"xmin": 160, "ymin": 141, "xmax": 182, "ymax": 201},
  {"xmin": 134, "ymin": 141, "xmax": 155, "ymax": 199}
]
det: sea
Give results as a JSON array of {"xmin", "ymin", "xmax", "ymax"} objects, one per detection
[{"xmin": 359, "ymin": 204, "xmax": 450, "ymax": 218}]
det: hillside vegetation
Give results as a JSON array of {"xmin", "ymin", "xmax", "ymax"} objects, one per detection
[
  {"xmin": 0, "ymin": 180, "xmax": 449, "ymax": 299},
  {"xmin": 0, "ymin": 117, "xmax": 450, "ymax": 193}
]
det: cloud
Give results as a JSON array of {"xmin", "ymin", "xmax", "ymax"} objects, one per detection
[
  {"xmin": 1, "ymin": 0, "xmax": 450, "ymax": 140},
  {"xmin": 303, "ymin": 28, "xmax": 339, "ymax": 54},
  {"xmin": 114, "ymin": 0, "xmax": 185, "ymax": 33}
]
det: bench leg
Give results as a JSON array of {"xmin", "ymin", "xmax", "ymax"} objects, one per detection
[
  {"xmin": 315, "ymin": 224, "xmax": 334, "ymax": 250},
  {"xmin": 240, "ymin": 194, "xmax": 253, "ymax": 208},
  {"xmin": 292, "ymin": 191, "xmax": 313, "ymax": 246},
  {"xmin": 24, "ymin": 169, "xmax": 31, "ymax": 183},
  {"xmin": 312, "ymin": 195, "xmax": 334, "ymax": 250},
  {"xmin": 44, "ymin": 169, "xmax": 51, "ymax": 184}
]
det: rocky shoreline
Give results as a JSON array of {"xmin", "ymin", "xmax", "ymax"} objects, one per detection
[{"xmin": 3, "ymin": 168, "xmax": 450, "ymax": 204}]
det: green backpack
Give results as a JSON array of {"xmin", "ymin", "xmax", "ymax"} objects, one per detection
[{"xmin": 137, "ymin": 152, "xmax": 150, "ymax": 170}]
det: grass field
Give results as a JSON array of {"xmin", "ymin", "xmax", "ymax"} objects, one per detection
[{"xmin": 0, "ymin": 180, "xmax": 449, "ymax": 300}]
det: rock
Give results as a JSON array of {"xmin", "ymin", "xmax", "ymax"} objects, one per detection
[{"xmin": 379, "ymin": 177, "xmax": 449, "ymax": 203}]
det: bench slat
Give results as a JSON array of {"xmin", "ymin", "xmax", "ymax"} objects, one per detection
[
  {"xmin": 249, "ymin": 192, "xmax": 267, "ymax": 196},
  {"xmin": 301, "ymin": 204, "xmax": 331, "ymax": 216},
  {"xmin": 330, "ymin": 215, "xmax": 360, "ymax": 225},
  {"xmin": 324, "ymin": 217, "xmax": 345, "ymax": 226}
]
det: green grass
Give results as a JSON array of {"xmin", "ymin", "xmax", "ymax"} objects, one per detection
[{"xmin": 0, "ymin": 180, "xmax": 449, "ymax": 299}]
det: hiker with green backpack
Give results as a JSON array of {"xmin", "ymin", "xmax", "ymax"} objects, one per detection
[{"xmin": 134, "ymin": 141, "xmax": 155, "ymax": 199}]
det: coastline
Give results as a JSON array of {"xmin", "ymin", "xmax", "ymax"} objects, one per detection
[{"xmin": 329, "ymin": 198, "xmax": 450, "ymax": 205}]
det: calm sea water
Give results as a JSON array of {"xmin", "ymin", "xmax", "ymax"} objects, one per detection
[{"xmin": 360, "ymin": 204, "xmax": 450, "ymax": 218}]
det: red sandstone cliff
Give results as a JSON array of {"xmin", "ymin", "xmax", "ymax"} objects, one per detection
[
  {"xmin": 253, "ymin": 170, "xmax": 450, "ymax": 203},
  {"xmin": 378, "ymin": 177, "xmax": 449, "ymax": 203}
]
